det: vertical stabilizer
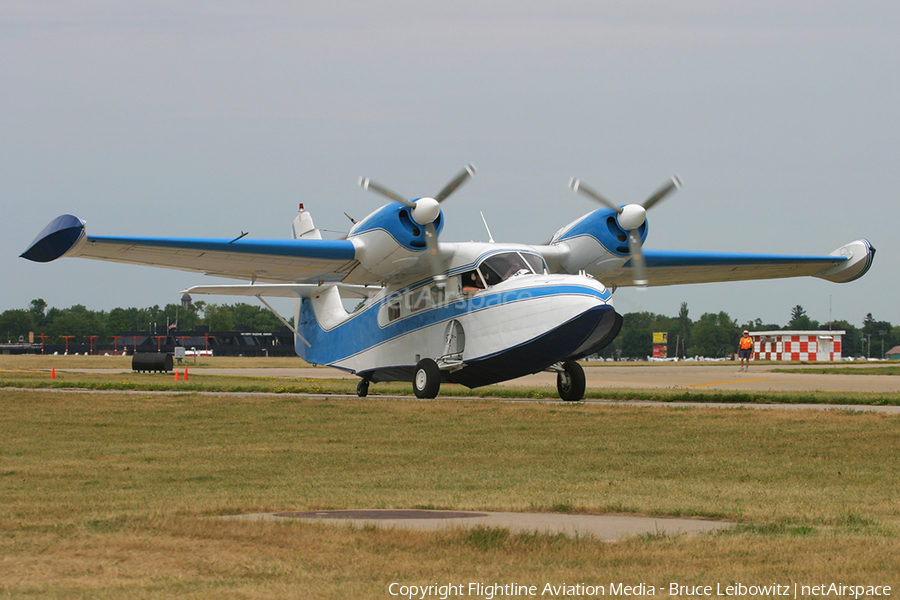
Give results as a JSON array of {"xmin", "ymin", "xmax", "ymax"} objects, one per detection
[
  {"xmin": 292, "ymin": 204, "xmax": 322, "ymax": 240},
  {"xmin": 295, "ymin": 286, "xmax": 349, "ymax": 364}
]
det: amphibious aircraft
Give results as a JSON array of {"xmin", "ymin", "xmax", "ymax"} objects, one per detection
[{"xmin": 21, "ymin": 164, "xmax": 874, "ymax": 400}]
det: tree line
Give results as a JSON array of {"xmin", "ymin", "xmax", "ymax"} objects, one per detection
[
  {"xmin": 597, "ymin": 303, "xmax": 899, "ymax": 360},
  {"xmin": 2, "ymin": 299, "xmax": 898, "ymax": 359},
  {"xmin": 1, "ymin": 299, "xmax": 285, "ymax": 343}
]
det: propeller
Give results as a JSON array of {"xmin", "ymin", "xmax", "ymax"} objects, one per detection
[
  {"xmin": 359, "ymin": 164, "xmax": 477, "ymax": 286},
  {"xmin": 568, "ymin": 175, "xmax": 682, "ymax": 287}
]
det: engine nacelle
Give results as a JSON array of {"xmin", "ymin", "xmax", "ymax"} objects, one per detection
[
  {"xmin": 544, "ymin": 208, "xmax": 647, "ymax": 277},
  {"xmin": 344, "ymin": 202, "xmax": 446, "ymax": 283}
]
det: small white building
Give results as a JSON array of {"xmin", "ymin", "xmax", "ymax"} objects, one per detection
[{"xmin": 751, "ymin": 330, "xmax": 845, "ymax": 362}]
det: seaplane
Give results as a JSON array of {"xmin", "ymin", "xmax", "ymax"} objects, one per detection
[{"xmin": 21, "ymin": 164, "xmax": 875, "ymax": 401}]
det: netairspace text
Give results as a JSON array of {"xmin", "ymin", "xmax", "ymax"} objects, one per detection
[{"xmin": 387, "ymin": 581, "xmax": 892, "ymax": 599}]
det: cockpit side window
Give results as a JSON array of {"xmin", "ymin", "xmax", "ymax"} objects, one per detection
[
  {"xmin": 521, "ymin": 253, "xmax": 546, "ymax": 275},
  {"xmin": 478, "ymin": 252, "xmax": 534, "ymax": 287}
]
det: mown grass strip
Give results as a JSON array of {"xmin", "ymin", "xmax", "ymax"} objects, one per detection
[
  {"xmin": 2, "ymin": 373, "xmax": 898, "ymax": 406},
  {"xmin": 773, "ymin": 365, "xmax": 900, "ymax": 376}
]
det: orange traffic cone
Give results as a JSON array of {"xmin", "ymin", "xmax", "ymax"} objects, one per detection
[
  {"xmin": 183, "ymin": 367, "xmax": 189, "ymax": 381},
  {"xmin": 174, "ymin": 370, "xmax": 180, "ymax": 382}
]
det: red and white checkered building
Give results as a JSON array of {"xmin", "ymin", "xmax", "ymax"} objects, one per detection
[{"xmin": 751, "ymin": 330, "xmax": 845, "ymax": 362}]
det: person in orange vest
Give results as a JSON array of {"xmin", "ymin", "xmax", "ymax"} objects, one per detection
[{"xmin": 738, "ymin": 330, "xmax": 754, "ymax": 371}]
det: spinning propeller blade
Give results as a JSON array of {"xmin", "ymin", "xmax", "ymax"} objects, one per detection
[
  {"xmin": 359, "ymin": 164, "xmax": 477, "ymax": 287},
  {"xmin": 627, "ymin": 229, "xmax": 648, "ymax": 287},
  {"xmin": 434, "ymin": 163, "xmax": 477, "ymax": 203},
  {"xmin": 568, "ymin": 174, "xmax": 682, "ymax": 287},
  {"xmin": 641, "ymin": 175, "xmax": 682, "ymax": 210},
  {"xmin": 357, "ymin": 178, "xmax": 415, "ymax": 208},
  {"xmin": 424, "ymin": 222, "xmax": 446, "ymax": 287},
  {"xmin": 568, "ymin": 177, "xmax": 622, "ymax": 213}
]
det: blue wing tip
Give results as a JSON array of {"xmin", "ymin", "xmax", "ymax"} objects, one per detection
[{"xmin": 20, "ymin": 214, "xmax": 85, "ymax": 263}]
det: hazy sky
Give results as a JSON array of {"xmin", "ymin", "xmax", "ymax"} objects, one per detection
[{"xmin": 3, "ymin": 1, "xmax": 898, "ymax": 328}]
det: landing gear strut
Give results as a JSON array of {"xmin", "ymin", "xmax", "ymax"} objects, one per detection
[
  {"xmin": 413, "ymin": 358, "xmax": 441, "ymax": 399},
  {"xmin": 556, "ymin": 360, "xmax": 586, "ymax": 402}
]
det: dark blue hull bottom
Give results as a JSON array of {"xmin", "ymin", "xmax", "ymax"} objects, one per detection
[{"xmin": 361, "ymin": 305, "xmax": 622, "ymax": 389}]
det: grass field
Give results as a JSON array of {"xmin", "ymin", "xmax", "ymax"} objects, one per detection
[{"xmin": 2, "ymin": 365, "xmax": 900, "ymax": 598}]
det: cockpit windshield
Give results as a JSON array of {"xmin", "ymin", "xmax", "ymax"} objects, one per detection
[{"xmin": 478, "ymin": 252, "xmax": 543, "ymax": 286}]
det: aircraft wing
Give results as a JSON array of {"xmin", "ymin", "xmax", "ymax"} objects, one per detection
[
  {"xmin": 598, "ymin": 241, "xmax": 875, "ymax": 288},
  {"xmin": 20, "ymin": 214, "xmax": 360, "ymax": 284}
]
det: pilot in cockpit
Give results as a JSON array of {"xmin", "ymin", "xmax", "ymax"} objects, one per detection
[{"xmin": 461, "ymin": 271, "xmax": 484, "ymax": 294}]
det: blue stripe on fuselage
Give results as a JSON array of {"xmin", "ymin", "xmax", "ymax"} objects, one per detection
[{"xmin": 297, "ymin": 281, "xmax": 612, "ymax": 366}]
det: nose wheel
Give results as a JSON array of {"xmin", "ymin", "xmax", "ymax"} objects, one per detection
[{"xmin": 555, "ymin": 360, "xmax": 586, "ymax": 402}]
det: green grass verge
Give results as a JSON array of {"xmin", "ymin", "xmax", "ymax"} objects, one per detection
[{"xmin": 2, "ymin": 370, "xmax": 898, "ymax": 406}]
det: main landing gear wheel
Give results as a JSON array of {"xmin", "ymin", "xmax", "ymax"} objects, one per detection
[
  {"xmin": 557, "ymin": 360, "xmax": 586, "ymax": 402},
  {"xmin": 413, "ymin": 358, "xmax": 441, "ymax": 399},
  {"xmin": 356, "ymin": 379, "xmax": 370, "ymax": 398}
]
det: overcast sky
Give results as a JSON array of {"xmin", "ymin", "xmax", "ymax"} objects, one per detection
[{"xmin": 3, "ymin": 1, "xmax": 898, "ymax": 328}]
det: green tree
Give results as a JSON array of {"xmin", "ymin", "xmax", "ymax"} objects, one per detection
[
  {"xmin": 29, "ymin": 298, "xmax": 48, "ymax": 327},
  {"xmin": 108, "ymin": 307, "xmax": 135, "ymax": 334},
  {"xmin": 0, "ymin": 309, "xmax": 33, "ymax": 341},
  {"xmin": 617, "ymin": 312, "xmax": 654, "ymax": 358},
  {"xmin": 787, "ymin": 305, "xmax": 819, "ymax": 330},
  {"xmin": 107, "ymin": 307, "xmax": 159, "ymax": 334},
  {"xmin": 161, "ymin": 302, "xmax": 202, "ymax": 332},
  {"xmin": 45, "ymin": 304, "xmax": 105, "ymax": 341},
  {"xmin": 741, "ymin": 317, "xmax": 781, "ymax": 332},
  {"xmin": 204, "ymin": 303, "xmax": 234, "ymax": 332},
  {"xmin": 861, "ymin": 313, "xmax": 896, "ymax": 359},
  {"xmin": 231, "ymin": 303, "xmax": 282, "ymax": 330},
  {"xmin": 614, "ymin": 311, "xmax": 678, "ymax": 359},
  {"xmin": 890, "ymin": 326, "xmax": 900, "ymax": 357},
  {"xmin": 690, "ymin": 311, "xmax": 740, "ymax": 357}
]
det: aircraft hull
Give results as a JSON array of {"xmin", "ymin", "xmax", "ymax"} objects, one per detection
[
  {"xmin": 297, "ymin": 276, "xmax": 621, "ymax": 388},
  {"xmin": 443, "ymin": 304, "xmax": 622, "ymax": 388}
]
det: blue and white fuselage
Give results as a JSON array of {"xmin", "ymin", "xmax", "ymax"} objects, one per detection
[{"xmin": 294, "ymin": 244, "xmax": 622, "ymax": 388}]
